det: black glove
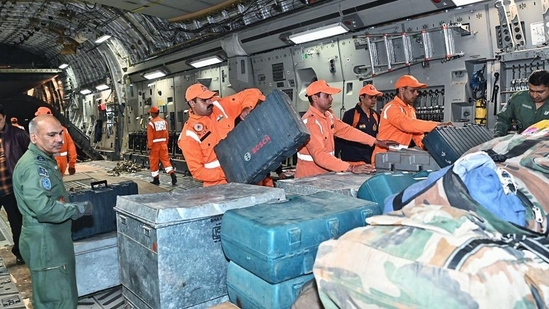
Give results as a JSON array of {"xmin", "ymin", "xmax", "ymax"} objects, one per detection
[
  {"xmin": 71, "ymin": 201, "xmax": 94, "ymax": 220},
  {"xmin": 68, "ymin": 167, "xmax": 76, "ymax": 175},
  {"xmin": 483, "ymin": 149, "xmax": 507, "ymax": 163}
]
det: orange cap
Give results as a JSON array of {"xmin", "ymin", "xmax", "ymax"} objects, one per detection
[
  {"xmin": 306, "ymin": 80, "xmax": 341, "ymax": 96},
  {"xmin": 148, "ymin": 106, "xmax": 159, "ymax": 114},
  {"xmin": 185, "ymin": 83, "xmax": 217, "ymax": 102},
  {"xmin": 35, "ymin": 106, "xmax": 53, "ymax": 116},
  {"xmin": 359, "ymin": 84, "xmax": 383, "ymax": 97},
  {"xmin": 395, "ymin": 75, "xmax": 427, "ymax": 89},
  {"xmin": 10, "ymin": 117, "xmax": 17, "ymax": 124}
]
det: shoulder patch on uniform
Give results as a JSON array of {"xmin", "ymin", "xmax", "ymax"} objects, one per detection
[
  {"xmin": 36, "ymin": 156, "xmax": 45, "ymax": 161},
  {"xmin": 41, "ymin": 177, "xmax": 52, "ymax": 191},
  {"xmin": 194, "ymin": 123, "xmax": 203, "ymax": 132},
  {"xmin": 38, "ymin": 167, "xmax": 49, "ymax": 177}
]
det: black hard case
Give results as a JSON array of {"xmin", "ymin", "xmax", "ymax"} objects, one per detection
[
  {"xmin": 215, "ymin": 90, "xmax": 310, "ymax": 184},
  {"xmin": 70, "ymin": 180, "xmax": 138, "ymax": 240},
  {"xmin": 423, "ymin": 124, "xmax": 493, "ymax": 167}
]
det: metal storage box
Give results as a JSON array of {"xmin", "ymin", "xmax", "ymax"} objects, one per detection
[
  {"xmin": 221, "ymin": 191, "xmax": 381, "ymax": 284},
  {"xmin": 74, "ymin": 232, "xmax": 119, "ymax": 296},
  {"xmin": 227, "ymin": 262, "xmax": 313, "ymax": 309},
  {"xmin": 70, "ymin": 180, "xmax": 138, "ymax": 240},
  {"xmin": 375, "ymin": 149, "xmax": 440, "ymax": 171},
  {"xmin": 215, "ymin": 89, "xmax": 310, "ymax": 184},
  {"xmin": 423, "ymin": 124, "xmax": 492, "ymax": 167},
  {"xmin": 357, "ymin": 172, "xmax": 425, "ymax": 205},
  {"xmin": 115, "ymin": 184, "xmax": 285, "ymax": 309},
  {"xmin": 275, "ymin": 172, "xmax": 374, "ymax": 197}
]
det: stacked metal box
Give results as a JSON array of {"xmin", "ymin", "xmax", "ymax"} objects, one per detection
[
  {"xmin": 114, "ymin": 183, "xmax": 285, "ymax": 309},
  {"xmin": 276, "ymin": 172, "xmax": 375, "ymax": 197},
  {"xmin": 74, "ymin": 232, "xmax": 119, "ymax": 297}
]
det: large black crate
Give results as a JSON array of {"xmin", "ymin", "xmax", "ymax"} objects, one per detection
[
  {"xmin": 215, "ymin": 89, "xmax": 310, "ymax": 184},
  {"xmin": 423, "ymin": 124, "xmax": 493, "ymax": 167},
  {"xmin": 70, "ymin": 180, "xmax": 138, "ymax": 240}
]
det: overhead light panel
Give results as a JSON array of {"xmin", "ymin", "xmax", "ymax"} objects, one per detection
[
  {"xmin": 452, "ymin": 0, "xmax": 485, "ymax": 6},
  {"xmin": 289, "ymin": 22, "xmax": 349, "ymax": 44},
  {"xmin": 95, "ymin": 34, "xmax": 111, "ymax": 44},
  {"xmin": 58, "ymin": 63, "xmax": 69, "ymax": 69},
  {"xmin": 189, "ymin": 56, "xmax": 223, "ymax": 68},
  {"xmin": 96, "ymin": 84, "xmax": 110, "ymax": 91},
  {"xmin": 143, "ymin": 70, "xmax": 167, "ymax": 80},
  {"xmin": 80, "ymin": 89, "xmax": 92, "ymax": 95}
]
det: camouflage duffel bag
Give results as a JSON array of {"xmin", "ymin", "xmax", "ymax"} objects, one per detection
[{"xmin": 313, "ymin": 204, "xmax": 549, "ymax": 309}]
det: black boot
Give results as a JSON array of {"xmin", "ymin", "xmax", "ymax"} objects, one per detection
[
  {"xmin": 151, "ymin": 177, "xmax": 160, "ymax": 185},
  {"xmin": 170, "ymin": 173, "xmax": 177, "ymax": 185}
]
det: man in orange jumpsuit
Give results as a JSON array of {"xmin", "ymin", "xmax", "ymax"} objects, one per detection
[
  {"xmin": 35, "ymin": 107, "xmax": 77, "ymax": 176},
  {"xmin": 178, "ymin": 83, "xmax": 265, "ymax": 187},
  {"xmin": 11, "ymin": 117, "xmax": 25, "ymax": 131},
  {"xmin": 295, "ymin": 80, "xmax": 397, "ymax": 178},
  {"xmin": 147, "ymin": 106, "xmax": 177, "ymax": 185},
  {"xmin": 372, "ymin": 75, "xmax": 453, "ymax": 164}
]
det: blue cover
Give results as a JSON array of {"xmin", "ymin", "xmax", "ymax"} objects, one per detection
[
  {"xmin": 227, "ymin": 261, "xmax": 313, "ymax": 309},
  {"xmin": 70, "ymin": 180, "xmax": 138, "ymax": 240},
  {"xmin": 357, "ymin": 172, "xmax": 425, "ymax": 205},
  {"xmin": 221, "ymin": 191, "xmax": 380, "ymax": 284}
]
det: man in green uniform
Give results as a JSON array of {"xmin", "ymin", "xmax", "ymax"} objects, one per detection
[
  {"xmin": 494, "ymin": 70, "xmax": 549, "ymax": 136},
  {"xmin": 12, "ymin": 115, "xmax": 93, "ymax": 309}
]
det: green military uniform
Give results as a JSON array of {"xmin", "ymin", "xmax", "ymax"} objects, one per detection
[
  {"xmin": 494, "ymin": 90, "xmax": 549, "ymax": 136},
  {"xmin": 13, "ymin": 143, "xmax": 83, "ymax": 309}
]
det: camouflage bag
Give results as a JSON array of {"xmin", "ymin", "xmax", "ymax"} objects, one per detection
[
  {"xmin": 313, "ymin": 204, "xmax": 549, "ymax": 309},
  {"xmin": 466, "ymin": 133, "xmax": 549, "ymax": 233}
]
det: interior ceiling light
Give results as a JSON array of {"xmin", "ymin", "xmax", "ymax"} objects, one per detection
[
  {"xmin": 452, "ymin": 0, "xmax": 485, "ymax": 5},
  {"xmin": 59, "ymin": 63, "xmax": 69, "ymax": 69},
  {"xmin": 95, "ymin": 84, "xmax": 110, "ymax": 91},
  {"xmin": 95, "ymin": 34, "xmax": 112, "ymax": 44},
  {"xmin": 143, "ymin": 69, "xmax": 167, "ymax": 80},
  {"xmin": 80, "ymin": 89, "xmax": 92, "ymax": 95},
  {"xmin": 189, "ymin": 56, "xmax": 223, "ymax": 69},
  {"xmin": 289, "ymin": 22, "xmax": 349, "ymax": 44}
]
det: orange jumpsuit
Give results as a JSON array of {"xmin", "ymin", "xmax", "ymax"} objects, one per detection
[
  {"xmin": 147, "ymin": 116, "xmax": 174, "ymax": 177},
  {"xmin": 295, "ymin": 107, "xmax": 377, "ymax": 178},
  {"xmin": 371, "ymin": 96, "xmax": 438, "ymax": 164},
  {"xmin": 54, "ymin": 126, "xmax": 77, "ymax": 175},
  {"xmin": 178, "ymin": 89, "xmax": 263, "ymax": 187}
]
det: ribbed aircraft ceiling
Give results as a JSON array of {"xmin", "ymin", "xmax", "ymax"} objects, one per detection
[{"xmin": 0, "ymin": 0, "xmax": 307, "ymax": 93}]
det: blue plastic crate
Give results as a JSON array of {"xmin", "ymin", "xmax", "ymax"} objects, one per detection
[
  {"xmin": 221, "ymin": 191, "xmax": 381, "ymax": 284},
  {"xmin": 357, "ymin": 171, "xmax": 425, "ymax": 205},
  {"xmin": 227, "ymin": 262, "xmax": 313, "ymax": 309}
]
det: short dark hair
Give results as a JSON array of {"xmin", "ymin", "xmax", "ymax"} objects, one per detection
[
  {"xmin": 0, "ymin": 104, "xmax": 4, "ymax": 116},
  {"xmin": 528, "ymin": 70, "xmax": 549, "ymax": 87},
  {"xmin": 307, "ymin": 94, "xmax": 318, "ymax": 104}
]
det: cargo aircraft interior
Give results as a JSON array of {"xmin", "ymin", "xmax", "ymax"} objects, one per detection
[{"xmin": 0, "ymin": 0, "xmax": 548, "ymax": 308}]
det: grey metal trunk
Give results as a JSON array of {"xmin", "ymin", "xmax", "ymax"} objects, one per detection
[
  {"xmin": 114, "ymin": 183, "xmax": 285, "ymax": 309},
  {"xmin": 276, "ymin": 172, "xmax": 375, "ymax": 197}
]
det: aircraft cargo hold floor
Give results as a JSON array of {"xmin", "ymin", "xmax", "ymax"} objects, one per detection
[{"xmin": 0, "ymin": 160, "xmax": 207, "ymax": 309}]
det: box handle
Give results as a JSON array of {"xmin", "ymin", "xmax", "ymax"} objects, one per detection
[
  {"xmin": 119, "ymin": 214, "xmax": 127, "ymax": 225},
  {"xmin": 142, "ymin": 225, "xmax": 152, "ymax": 237},
  {"xmin": 327, "ymin": 218, "xmax": 340, "ymax": 238},
  {"xmin": 91, "ymin": 180, "xmax": 108, "ymax": 190}
]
